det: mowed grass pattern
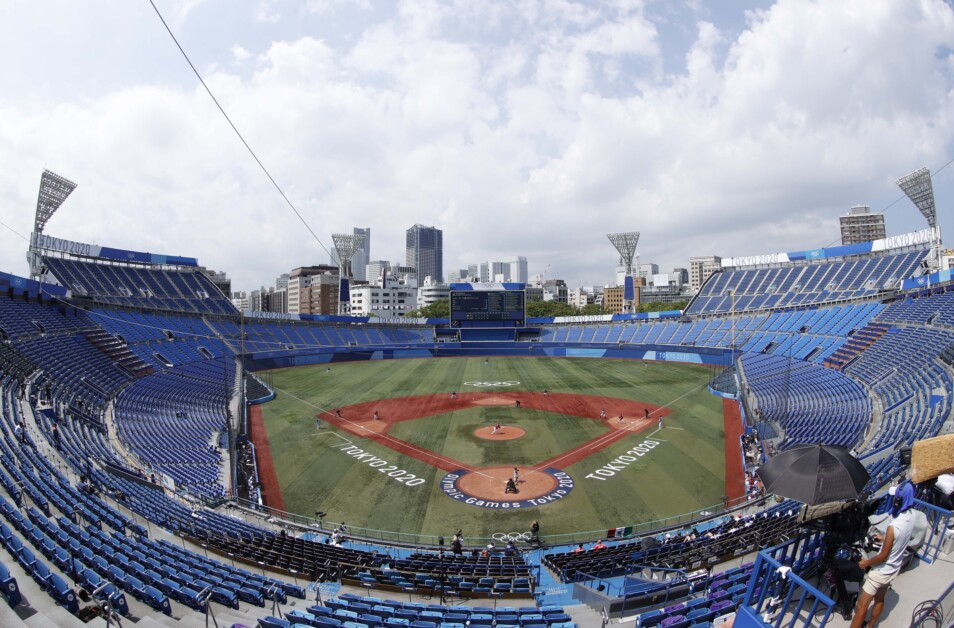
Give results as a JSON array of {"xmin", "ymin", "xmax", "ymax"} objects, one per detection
[
  {"xmin": 260, "ymin": 357, "xmax": 726, "ymax": 541},
  {"xmin": 388, "ymin": 408, "xmax": 610, "ymax": 467}
]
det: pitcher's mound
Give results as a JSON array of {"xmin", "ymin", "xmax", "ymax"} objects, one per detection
[
  {"xmin": 472, "ymin": 396, "xmax": 515, "ymax": 406},
  {"xmin": 474, "ymin": 426, "xmax": 525, "ymax": 441}
]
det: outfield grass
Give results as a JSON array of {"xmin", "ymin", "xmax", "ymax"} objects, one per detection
[{"xmin": 259, "ymin": 356, "xmax": 727, "ymax": 542}]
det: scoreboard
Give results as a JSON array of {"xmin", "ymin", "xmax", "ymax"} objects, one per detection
[{"xmin": 450, "ymin": 290, "xmax": 526, "ymax": 324}]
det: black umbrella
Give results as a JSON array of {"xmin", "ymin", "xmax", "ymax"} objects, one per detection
[{"xmin": 755, "ymin": 443, "xmax": 870, "ymax": 506}]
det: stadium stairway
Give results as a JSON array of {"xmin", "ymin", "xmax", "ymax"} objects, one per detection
[{"xmin": 525, "ymin": 548, "xmax": 579, "ymax": 608}]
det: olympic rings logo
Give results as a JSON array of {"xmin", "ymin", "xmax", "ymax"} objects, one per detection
[
  {"xmin": 463, "ymin": 381, "xmax": 521, "ymax": 387},
  {"xmin": 492, "ymin": 531, "xmax": 532, "ymax": 542}
]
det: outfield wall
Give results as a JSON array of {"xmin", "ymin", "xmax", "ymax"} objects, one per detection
[{"xmin": 244, "ymin": 342, "xmax": 733, "ymax": 371}]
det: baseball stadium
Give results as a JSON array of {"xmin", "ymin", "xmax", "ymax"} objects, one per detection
[{"xmin": 0, "ymin": 169, "xmax": 950, "ymax": 628}]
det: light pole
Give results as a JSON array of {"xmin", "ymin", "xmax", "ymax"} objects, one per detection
[{"xmin": 606, "ymin": 232, "xmax": 640, "ymax": 314}]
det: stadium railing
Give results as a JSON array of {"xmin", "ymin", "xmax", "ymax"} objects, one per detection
[
  {"xmin": 740, "ymin": 536, "xmax": 836, "ymax": 628},
  {"xmin": 210, "ymin": 493, "xmax": 772, "ymax": 550}
]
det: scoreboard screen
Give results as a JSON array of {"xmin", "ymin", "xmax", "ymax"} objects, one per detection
[{"xmin": 450, "ymin": 290, "xmax": 526, "ymax": 323}]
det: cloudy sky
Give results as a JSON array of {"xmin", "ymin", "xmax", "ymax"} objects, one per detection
[{"xmin": 1, "ymin": 0, "xmax": 952, "ymax": 292}]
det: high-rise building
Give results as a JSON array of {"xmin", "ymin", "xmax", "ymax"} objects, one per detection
[
  {"xmin": 351, "ymin": 227, "xmax": 371, "ymax": 281},
  {"xmin": 490, "ymin": 261, "xmax": 509, "ymax": 282},
  {"xmin": 507, "ymin": 256, "xmax": 529, "ymax": 284},
  {"xmin": 249, "ymin": 288, "xmax": 264, "ymax": 312},
  {"xmin": 265, "ymin": 287, "xmax": 287, "ymax": 313},
  {"xmin": 366, "ymin": 261, "xmax": 390, "ymax": 287},
  {"xmin": 447, "ymin": 269, "xmax": 468, "ymax": 283},
  {"xmin": 839, "ymin": 205, "xmax": 886, "ymax": 245},
  {"xmin": 467, "ymin": 264, "xmax": 479, "ymax": 282},
  {"xmin": 689, "ymin": 255, "xmax": 722, "ymax": 293},
  {"xmin": 406, "ymin": 224, "xmax": 443, "ymax": 284},
  {"xmin": 478, "ymin": 262, "xmax": 489, "ymax": 282},
  {"xmin": 287, "ymin": 265, "xmax": 338, "ymax": 314}
]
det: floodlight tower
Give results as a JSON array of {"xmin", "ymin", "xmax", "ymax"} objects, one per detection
[
  {"xmin": 28, "ymin": 170, "xmax": 77, "ymax": 281},
  {"xmin": 607, "ymin": 232, "xmax": 640, "ymax": 313},
  {"xmin": 332, "ymin": 232, "xmax": 366, "ymax": 316},
  {"xmin": 896, "ymin": 167, "xmax": 942, "ymax": 270}
]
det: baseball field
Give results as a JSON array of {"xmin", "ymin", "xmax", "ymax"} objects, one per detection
[{"xmin": 254, "ymin": 356, "xmax": 738, "ymax": 544}]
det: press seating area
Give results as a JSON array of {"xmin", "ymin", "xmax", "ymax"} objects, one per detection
[
  {"xmin": 543, "ymin": 505, "xmax": 798, "ymax": 584},
  {"xmin": 211, "ymin": 529, "xmax": 377, "ymax": 579},
  {"xmin": 740, "ymin": 353, "xmax": 870, "ymax": 448},
  {"xmin": 344, "ymin": 568, "xmax": 534, "ymax": 600},
  {"xmin": 630, "ymin": 564, "xmax": 755, "ymax": 627},
  {"xmin": 686, "ymin": 250, "xmax": 924, "ymax": 316},
  {"xmin": 397, "ymin": 551, "xmax": 531, "ymax": 580},
  {"xmin": 267, "ymin": 592, "xmax": 577, "ymax": 628},
  {"xmin": 43, "ymin": 257, "xmax": 237, "ymax": 316},
  {"xmin": 343, "ymin": 550, "xmax": 535, "ymax": 599}
]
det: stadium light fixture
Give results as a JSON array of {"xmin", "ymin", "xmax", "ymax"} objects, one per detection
[
  {"xmin": 332, "ymin": 233, "xmax": 367, "ymax": 316},
  {"xmin": 896, "ymin": 167, "xmax": 942, "ymax": 270},
  {"xmin": 29, "ymin": 170, "xmax": 77, "ymax": 280},
  {"xmin": 896, "ymin": 167, "xmax": 936, "ymax": 228},
  {"xmin": 607, "ymin": 232, "xmax": 640, "ymax": 313}
]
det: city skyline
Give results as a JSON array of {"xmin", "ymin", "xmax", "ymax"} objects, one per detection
[{"xmin": 0, "ymin": 1, "xmax": 952, "ymax": 292}]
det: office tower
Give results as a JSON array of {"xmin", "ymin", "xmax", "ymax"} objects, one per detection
[
  {"xmin": 508, "ymin": 256, "xmax": 529, "ymax": 284},
  {"xmin": 351, "ymin": 227, "xmax": 371, "ymax": 280},
  {"xmin": 406, "ymin": 224, "xmax": 443, "ymax": 283}
]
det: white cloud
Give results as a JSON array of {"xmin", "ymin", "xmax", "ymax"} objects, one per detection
[
  {"xmin": 0, "ymin": 0, "xmax": 952, "ymax": 293},
  {"xmin": 232, "ymin": 45, "xmax": 251, "ymax": 64}
]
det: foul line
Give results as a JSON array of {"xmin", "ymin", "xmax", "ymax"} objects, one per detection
[
  {"xmin": 270, "ymin": 385, "xmax": 497, "ymax": 481},
  {"xmin": 271, "ymin": 378, "xmax": 710, "ymax": 483},
  {"xmin": 530, "ymin": 381, "xmax": 710, "ymax": 474}
]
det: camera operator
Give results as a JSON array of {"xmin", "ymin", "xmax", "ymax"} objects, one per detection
[{"xmin": 850, "ymin": 482, "xmax": 917, "ymax": 628}]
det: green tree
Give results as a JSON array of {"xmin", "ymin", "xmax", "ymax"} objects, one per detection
[
  {"xmin": 580, "ymin": 303, "xmax": 603, "ymax": 315},
  {"xmin": 637, "ymin": 300, "xmax": 688, "ymax": 313},
  {"xmin": 414, "ymin": 299, "xmax": 449, "ymax": 318},
  {"xmin": 526, "ymin": 300, "xmax": 577, "ymax": 318}
]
